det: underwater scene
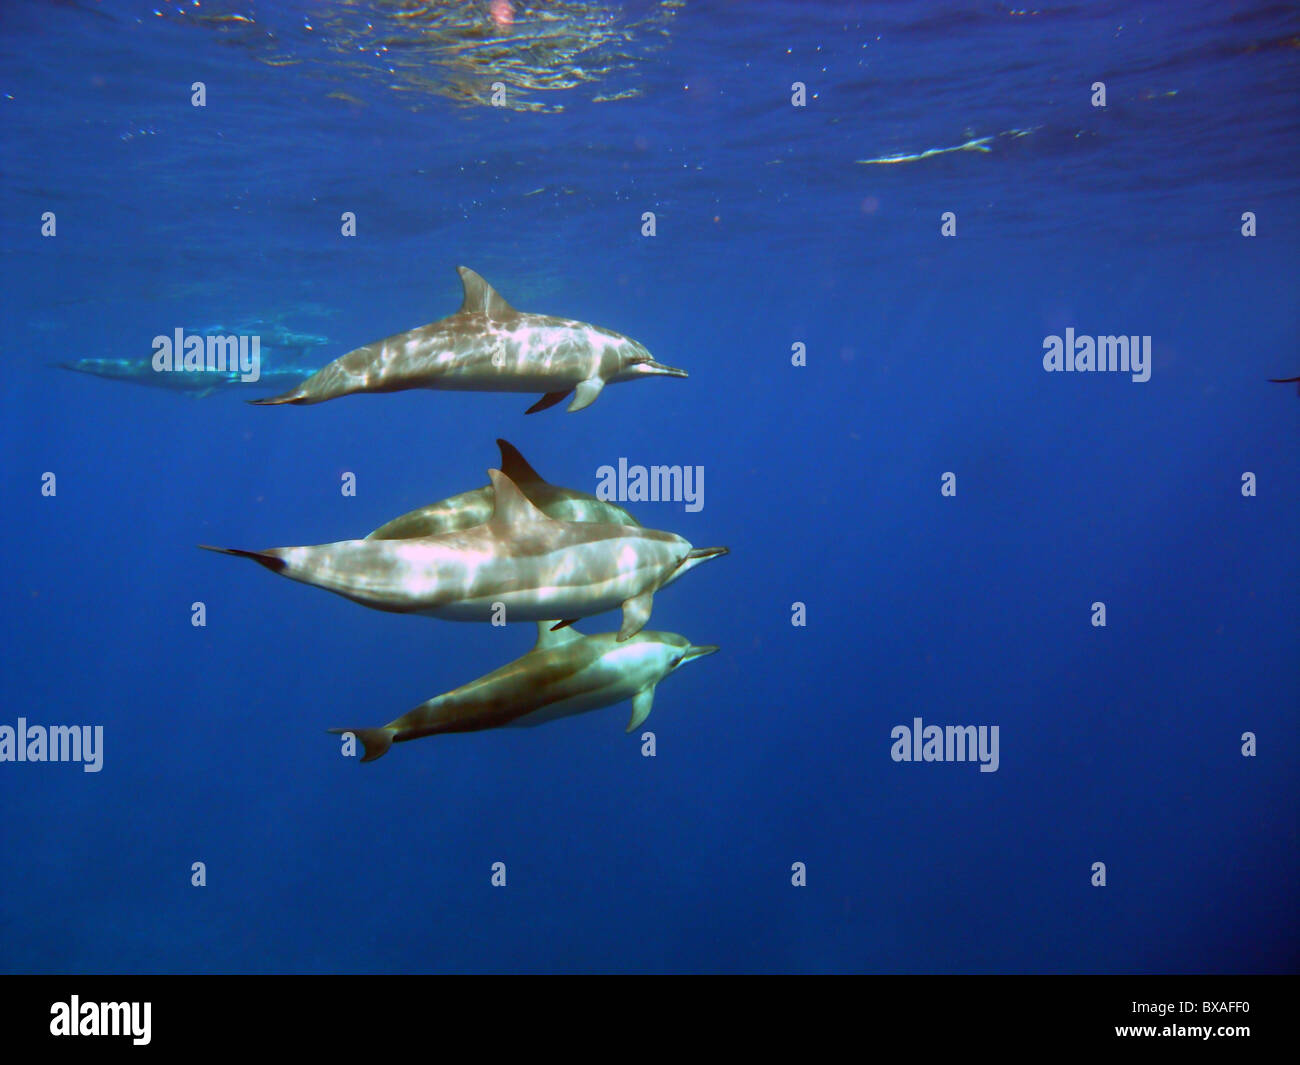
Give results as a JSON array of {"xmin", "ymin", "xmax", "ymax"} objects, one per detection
[{"xmin": 1, "ymin": 0, "xmax": 1297, "ymax": 974}]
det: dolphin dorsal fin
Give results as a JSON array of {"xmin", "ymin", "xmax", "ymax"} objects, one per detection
[
  {"xmin": 534, "ymin": 621, "xmax": 583, "ymax": 650},
  {"xmin": 496, "ymin": 439, "xmax": 545, "ymax": 485},
  {"xmin": 487, "ymin": 469, "xmax": 551, "ymax": 526},
  {"xmin": 457, "ymin": 266, "xmax": 515, "ymax": 319}
]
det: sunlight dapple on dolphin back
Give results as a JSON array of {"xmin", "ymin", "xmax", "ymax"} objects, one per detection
[
  {"xmin": 366, "ymin": 438, "xmax": 641, "ymax": 539},
  {"xmin": 327, "ymin": 622, "xmax": 719, "ymax": 762},
  {"xmin": 250, "ymin": 266, "xmax": 687, "ymax": 412},
  {"xmin": 199, "ymin": 469, "xmax": 727, "ymax": 640}
]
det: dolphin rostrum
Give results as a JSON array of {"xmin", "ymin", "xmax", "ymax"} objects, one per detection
[
  {"xmin": 250, "ymin": 266, "xmax": 687, "ymax": 412},
  {"xmin": 200, "ymin": 469, "xmax": 727, "ymax": 640},
  {"xmin": 327, "ymin": 622, "xmax": 719, "ymax": 761},
  {"xmin": 367, "ymin": 438, "xmax": 640, "ymax": 539}
]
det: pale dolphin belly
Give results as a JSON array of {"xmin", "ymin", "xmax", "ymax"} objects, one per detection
[
  {"xmin": 418, "ymin": 370, "xmax": 585, "ymax": 393},
  {"xmin": 415, "ymin": 581, "xmax": 646, "ymax": 622},
  {"xmin": 505, "ymin": 683, "xmax": 632, "ymax": 728},
  {"xmin": 280, "ymin": 528, "xmax": 683, "ymax": 620}
]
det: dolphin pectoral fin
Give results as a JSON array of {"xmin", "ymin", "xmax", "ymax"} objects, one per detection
[
  {"xmin": 525, "ymin": 390, "xmax": 572, "ymax": 414},
  {"xmin": 567, "ymin": 377, "xmax": 605, "ymax": 412},
  {"xmin": 549, "ymin": 618, "xmax": 579, "ymax": 632},
  {"xmin": 617, "ymin": 591, "xmax": 654, "ymax": 641},
  {"xmin": 327, "ymin": 727, "xmax": 394, "ymax": 763},
  {"xmin": 626, "ymin": 686, "xmax": 656, "ymax": 733}
]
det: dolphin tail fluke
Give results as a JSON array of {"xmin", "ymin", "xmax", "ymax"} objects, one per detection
[
  {"xmin": 197, "ymin": 544, "xmax": 288, "ymax": 574},
  {"xmin": 525, "ymin": 389, "xmax": 572, "ymax": 414},
  {"xmin": 247, "ymin": 389, "xmax": 306, "ymax": 406},
  {"xmin": 327, "ymin": 727, "xmax": 395, "ymax": 763}
]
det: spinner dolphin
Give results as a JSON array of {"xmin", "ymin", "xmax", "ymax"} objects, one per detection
[
  {"xmin": 328, "ymin": 622, "xmax": 719, "ymax": 761},
  {"xmin": 251, "ymin": 266, "xmax": 687, "ymax": 412},
  {"xmin": 200, "ymin": 469, "xmax": 727, "ymax": 640}
]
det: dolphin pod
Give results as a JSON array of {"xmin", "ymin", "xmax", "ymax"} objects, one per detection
[
  {"xmin": 250, "ymin": 266, "xmax": 688, "ymax": 413},
  {"xmin": 201, "ymin": 467, "xmax": 726, "ymax": 641},
  {"xmin": 328, "ymin": 622, "xmax": 718, "ymax": 762},
  {"xmin": 205, "ymin": 267, "xmax": 722, "ymax": 761}
]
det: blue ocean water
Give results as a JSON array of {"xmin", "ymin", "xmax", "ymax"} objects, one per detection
[{"xmin": 1, "ymin": 0, "xmax": 1296, "ymax": 974}]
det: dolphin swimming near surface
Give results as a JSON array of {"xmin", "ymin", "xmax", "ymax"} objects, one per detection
[
  {"xmin": 1267, "ymin": 375, "xmax": 1300, "ymax": 394},
  {"xmin": 249, "ymin": 266, "xmax": 687, "ymax": 412},
  {"xmin": 200, "ymin": 469, "xmax": 727, "ymax": 640},
  {"xmin": 367, "ymin": 438, "xmax": 640, "ymax": 539},
  {"xmin": 327, "ymin": 622, "xmax": 719, "ymax": 762}
]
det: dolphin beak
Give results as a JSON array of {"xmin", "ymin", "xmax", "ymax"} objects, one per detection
[
  {"xmin": 638, "ymin": 359, "xmax": 689, "ymax": 379},
  {"xmin": 664, "ymin": 545, "xmax": 729, "ymax": 586},
  {"xmin": 682, "ymin": 644, "xmax": 719, "ymax": 663},
  {"xmin": 684, "ymin": 546, "xmax": 729, "ymax": 564}
]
